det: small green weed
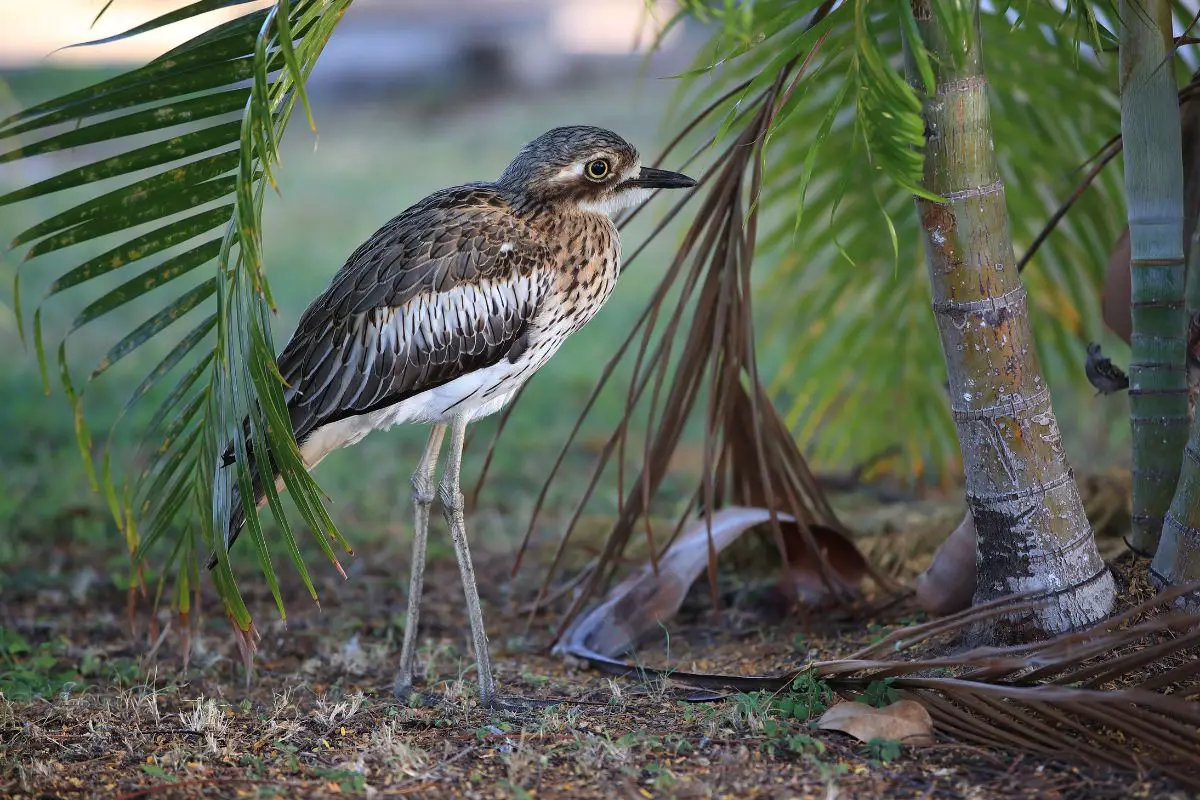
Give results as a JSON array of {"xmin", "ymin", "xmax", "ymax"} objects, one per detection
[
  {"xmin": 761, "ymin": 724, "xmax": 829, "ymax": 759},
  {"xmin": 865, "ymin": 737, "xmax": 903, "ymax": 762},
  {"xmin": 858, "ymin": 678, "xmax": 900, "ymax": 708},
  {"xmin": 139, "ymin": 763, "xmax": 174, "ymax": 781},
  {"xmin": 239, "ymin": 753, "xmax": 266, "ymax": 776},
  {"xmin": 0, "ymin": 626, "xmax": 80, "ymax": 700},
  {"xmin": 519, "ymin": 670, "xmax": 549, "ymax": 686},
  {"xmin": 313, "ymin": 766, "xmax": 367, "ymax": 793},
  {"xmin": 771, "ymin": 673, "xmax": 836, "ymax": 720},
  {"xmin": 714, "ymin": 676, "xmax": 843, "ymax": 765},
  {"xmin": 499, "ymin": 781, "xmax": 534, "ymax": 800},
  {"xmin": 645, "ymin": 762, "xmax": 678, "ymax": 790}
]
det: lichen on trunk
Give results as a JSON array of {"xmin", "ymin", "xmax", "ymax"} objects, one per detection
[{"xmin": 903, "ymin": 0, "xmax": 1115, "ymax": 639}]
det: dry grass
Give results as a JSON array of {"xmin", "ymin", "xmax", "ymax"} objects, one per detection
[{"xmin": 2, "ymin": 486, "xmax": 1191, "ymax": 799}]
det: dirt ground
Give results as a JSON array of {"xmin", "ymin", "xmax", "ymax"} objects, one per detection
[{"xmin": 2, "ymin": 486, "xmax": 1194, "ymax": 800}]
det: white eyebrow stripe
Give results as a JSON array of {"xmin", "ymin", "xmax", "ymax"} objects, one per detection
[{"xmin": 551, "ymin": 162, "xmax": 586, "ymax": 182}]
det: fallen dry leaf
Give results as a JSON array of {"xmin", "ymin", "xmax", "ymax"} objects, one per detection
[
  {"xmin": 777, "ymin": 521, "xmax": 869, "ymax": 606},
  {"xmin": 914, "ymin": 511, "xmax": 976, "ymax": 616},
  {"xmin": 816, "ymin": 700, "xmax": 934, "ymax": 746},
  {"xmin": 557, "ymin": 506, "xmax": 867, "ymax": 658}
]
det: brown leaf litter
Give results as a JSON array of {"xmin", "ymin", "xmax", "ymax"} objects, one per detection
[
  {"xmin": 4, "ymin": 518, "xmax": 1196, "ymax": 799},
  {"xmin": 817, "ymin": 701, "xmax": 935, "ymax": 747}
]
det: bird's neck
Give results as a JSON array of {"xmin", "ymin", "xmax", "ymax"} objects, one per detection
[
  {"xmin": 506, "ymin": 191, "xmax": 615, "ymax": 238},
  {"xmin": 501, "ymin": 184, "xmax": 614, "ymax": 222},
  {"xmin": 541, "ymin": 207, "xmax": 617, "ymax": 245}
]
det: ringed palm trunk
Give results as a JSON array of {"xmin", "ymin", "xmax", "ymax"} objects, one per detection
[
  {"xmin": 1155, "ymin": 437, "xmax": 1200, "ymax": 602},
  {"xmin": 903, "ymin": 0, "xmax": 1115, "ymax": 639},
  {"xmin": 1118, "ymin": 0, "xmax": 1190, "ymax": 558},
  {"xmin": 1133, "ymin": 9, "xmax": 1200, "ymax": 601}
]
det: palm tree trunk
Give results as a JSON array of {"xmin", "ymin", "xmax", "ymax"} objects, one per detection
[
  {"xmin": 1153, "ymin": 447, "xmax": 1200, "ymax": 602},
  {"xmin": 1136, "ymin": 10, "xmax": 1200, "ymax": 604},
  {"xmin": 903, "ymin": 0, "xmax": 1114, "ymax": 639},
  {"xmin": 1119, "ymin": 0, "xmax": 1189, "ymax": 557}
]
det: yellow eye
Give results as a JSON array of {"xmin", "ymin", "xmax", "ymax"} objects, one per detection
[{"xmin": 585, "ymin": 159, "xmax": 611, "ymax": 181}]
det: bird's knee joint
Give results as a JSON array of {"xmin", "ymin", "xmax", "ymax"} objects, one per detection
[
  {"xmin": 410, "ymin": 474, "xmax": 436, "ymax": 505},
  {"xmin": 438, "ymin": 484, "xmax": 464, "ymax": 512}
]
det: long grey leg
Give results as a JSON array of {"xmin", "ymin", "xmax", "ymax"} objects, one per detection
[
  {"xmin": 438, "ymin": 415, "xmax": 496, "ymax": 707},
  {"xmin": 393, "ymin": 423, "xmax": 447, "ymax": 700}
]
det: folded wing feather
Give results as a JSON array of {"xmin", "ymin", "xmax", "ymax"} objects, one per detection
[{"xmin": 210, "ymin": 186, "xmax": 553, "ymax": 565}]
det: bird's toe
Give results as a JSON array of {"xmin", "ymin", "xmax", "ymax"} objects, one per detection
[
  {"xmin": 484, "ymin": 694, "xmax": 561, "ymax": 715},
  {"xmin": 392, "ymin": 678, "xmax": 428, "ymax": 705},
  {"xmin": 393, "ymin": 684, "xmax": 443, "ymax": 708}
]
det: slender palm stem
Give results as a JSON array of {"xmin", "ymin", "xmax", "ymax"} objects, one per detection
[{"xmin": 1119, "ymin": 0, "xmax": 1189, "ymax": 555}]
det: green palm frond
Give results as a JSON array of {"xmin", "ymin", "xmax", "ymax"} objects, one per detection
[
  {"xmin": 0, "ymin": 0, "xmax": 353, "ymax": 650},
  {"xmin": 666, "ymin": 0, "xmax": 1128, "ymax": 475}
]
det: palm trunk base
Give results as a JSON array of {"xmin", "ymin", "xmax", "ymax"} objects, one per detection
[
  {"xmin": 968, "ymin": 567, "xmax": 1116, "ymax": 645},
  {"xmin": 1149, "ymin": 513, "xmax": 1200, "ymax": 611},
  {"xmin": 968, "ymin": 486, "xmax": 1116, "ymax": 644}
]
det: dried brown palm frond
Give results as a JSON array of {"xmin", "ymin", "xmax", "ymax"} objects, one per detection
[
  {"xmin": 473, "ymin": 4, "xmax": 887, "ymax": 637},
  {"xmin": 559, "ymin": 583, "xmax": 1200, "ymax": 788},
  {"xmin": 815, "ymin": 584, "xmax": 1200, "ymax": 787}
]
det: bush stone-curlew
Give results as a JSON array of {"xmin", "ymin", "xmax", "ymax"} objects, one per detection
[{"xmin": 212, "ymin": 125, "xmax": 696, "ymax": 706}]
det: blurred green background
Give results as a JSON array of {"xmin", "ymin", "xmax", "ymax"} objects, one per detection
[
  {"xmin": 0, "ymin": 31, "xmax": 1134, "ymax": 592},
  {"xmin": 0, "ymin": 62, "xmax": 718, "ymax": 581}
]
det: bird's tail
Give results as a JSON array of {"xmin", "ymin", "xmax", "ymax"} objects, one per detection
[{"xmin": 207, "ymin": 420, "xmax": 276, "ymax": 570}]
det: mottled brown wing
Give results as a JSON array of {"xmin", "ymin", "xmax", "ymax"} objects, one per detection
[
  {"xmin": 220, "ymin": 183, "xmax": 549, "ymax": 457},
  {"xmin": 276, "ymin": 184, "xmax": 553, "ymax": 444},
  {"xmin": 212, "ymin": 185, "xmax": 552, "ymax": 563}
]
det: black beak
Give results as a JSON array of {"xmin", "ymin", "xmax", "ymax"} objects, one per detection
[{"xmin": 626, "ymin": 166, "xmax": 697, "ymax": 190}]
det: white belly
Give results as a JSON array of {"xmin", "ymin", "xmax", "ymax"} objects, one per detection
[
  {"xmin": 298, "ymin": 332, "xmax": 563, "ymax": 467},
  {"xmin": 376, "ymin": 358, "xmax": 529, "ymax": 426}
]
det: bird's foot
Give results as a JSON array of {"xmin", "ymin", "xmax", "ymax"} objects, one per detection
[
  {"xmin": 395, "ymin": 676, "xmax": 557, "ymax": 715},
  {"xmin": 482, "ymin": 693, "xmax": 561, "ymax": 717},
  {"xmin": 392, "ymin": 680, "xmax": 443, "ymax": 708}
]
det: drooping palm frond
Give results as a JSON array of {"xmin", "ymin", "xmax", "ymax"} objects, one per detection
[
  {"xmin": 815, "ymin": 586, "xmax": 1200, "ymax": 787},
  {"xmin": 0, "ymin": 0, "xmax": 354, "ymax": 655},
  {"xmin": 479, "ymin": 0, "xmax": 913, "ymax": 634}
]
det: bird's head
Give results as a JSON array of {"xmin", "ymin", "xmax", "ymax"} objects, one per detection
[{"xmin": 498, "ymin": 125, "xmax": 696, "ymax": 217}]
